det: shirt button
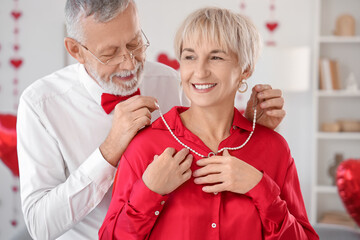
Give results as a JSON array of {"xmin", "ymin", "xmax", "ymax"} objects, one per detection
[
  {"xmin": 214, "ymin": 192, "xmax": 218, "ymax": 195},
  {"xmin": 233, "ymin": 126, "xmax": 237, "ymax": 130},
  {"xmin": 211, "ymin": 223, "xmax": 217, "ymax": 228},
  {"xmin": 155, "ymin": 211, "xmax": 160, "ymax": 216},
  {"xmin": 160, "ymin": 201, "xmax": 165, "ymax": 205}
]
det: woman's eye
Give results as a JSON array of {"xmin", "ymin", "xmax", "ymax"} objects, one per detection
[
  {"xmin": 211, "ymin": 56, "xmax": 224, "ymax": 60},
  {"xmin": 183, "ymin": 55, "xmax": 195, "ymax": 60}
]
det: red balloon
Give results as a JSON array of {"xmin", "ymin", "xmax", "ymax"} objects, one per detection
[
  {"xmin": 157, "ymin": 53, "xmax": 180, "ymax": 70},
  {"xmin": 0, "ymin": 114, "xmax": 19, "ymax": 177},
  {"xmin": 336, "ymin": 159, "xmax": 360, "ymax": 227}
]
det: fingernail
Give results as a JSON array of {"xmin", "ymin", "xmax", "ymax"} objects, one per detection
[{"xmin": 260, "ymin": 102, "xmax": 267, "ymax": 108}]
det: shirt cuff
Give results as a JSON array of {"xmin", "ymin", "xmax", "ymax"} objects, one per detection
[
  {"xmin": 245, "ymin": 172, "xmax": 280, "ymax": 211},
  {"xmin": 78, "ymin": 148, "xmax": 117, "ymax": 191},
  {"xmin": 129, "ymin": 179, "xmax": 168, "ymax": 217}
]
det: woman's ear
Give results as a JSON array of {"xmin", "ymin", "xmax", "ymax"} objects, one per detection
[
  {"xmin": 242, "ymin": 66, "xmax": 253, "ymax": 80},
  {"xmin": 64, "ymin": 37, "xmax": 85, "ymax": 64}
]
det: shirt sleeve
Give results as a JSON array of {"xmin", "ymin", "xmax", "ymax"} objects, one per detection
[
  {"xmin": 245, "ymin": 158, "xmax": 319, "ymax": 240},
  {"xmin": 99, "ymin": 154, "xmax": 168, "ymax": 240},
  {"xmin": 17, "ymin": 96, "xmax": 116, "ymax": 240}
]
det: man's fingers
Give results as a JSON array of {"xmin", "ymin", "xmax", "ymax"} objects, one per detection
[
  {"xmin": 265, "ymin": 109, "xmax": 286, "ymax": 118},
  {"xmin": 254, "ymin": 84, "xmax": 272, "ymax": 92},
  {"xmin": 257, "ymin": 88, "xmax": 283, "ymax": 101},
  {"xmin": 133, "ymin": 107, "xmax": 152, "ymax": 121},
  {"xmin": 259, "ymin": 97, "xmax": 284, "ymax": 109},
  {"xmin": 119, "ymin": 95, "xmax": 159, "ymax": 112}
]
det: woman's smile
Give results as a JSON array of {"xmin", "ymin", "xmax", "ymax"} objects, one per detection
[{"xmin": 192, "ymin": 83, "xmax": 217, "ymax": 91}]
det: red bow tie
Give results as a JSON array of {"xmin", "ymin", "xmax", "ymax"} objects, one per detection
[{"xmin": 101, "ymin": 89, "xmax": 141, "ymax": 114}]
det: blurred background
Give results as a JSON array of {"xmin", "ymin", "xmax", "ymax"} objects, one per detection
[{"xmin": 0, "ymin": 0, "xmax": 359, "ymax": 239}]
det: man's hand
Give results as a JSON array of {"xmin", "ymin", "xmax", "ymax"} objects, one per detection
[
  {"xmin": 100, "ymin": 96, "xmax": 158, "ymax": 167},
  {"xmin": 142, "ymin": 148, "xmax": 193, "ymax": 195},
  {"xmin": 245, "ymin": 84, "xmax": 285, "ymax": 130},
  {"xmin": 193, "ymin": 150, "xmax": 262, "ymax": 194}
]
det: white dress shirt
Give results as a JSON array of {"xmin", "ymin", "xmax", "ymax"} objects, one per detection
[{"xmin": 17, "ymin": 61, "xmax": 186, "ymax": 240}]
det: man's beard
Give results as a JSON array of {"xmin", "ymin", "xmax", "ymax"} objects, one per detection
[{"xmin": 88, "ymin": 60, "xmax": 144, "ymax": 96}]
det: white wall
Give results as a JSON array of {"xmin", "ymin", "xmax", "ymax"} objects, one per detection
[{"xmin": 0, "ymin": 0, "xmax": 315, "ymax": 238}]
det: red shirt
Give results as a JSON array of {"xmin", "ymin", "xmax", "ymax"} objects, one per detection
[{"xmin": 99, "ymin": 107, "xmax": 319, "ymax": 240}]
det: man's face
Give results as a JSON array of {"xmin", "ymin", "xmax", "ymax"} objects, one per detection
[{"xmin": 80, "ymin": 2, "xmax": 145, "ymax": 95}]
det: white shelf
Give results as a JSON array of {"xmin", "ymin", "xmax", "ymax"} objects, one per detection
[
  {"xmin": 319, "ymin": 36, "xmax": 360, "ymax": 43},
  {"xmin": 317, "ymin": 90, "xmax": 360, "ymax": 97},
  {"xmin": 311, "ymin": 0, "xmax": 360, "ymax": 225},
  {"xmin": 316, "ymin": 185, "xmax": 338, "ymax": 194},
  {"xmin": 317, "ymin": 132, "xmax": 360, "ymax": 140}
]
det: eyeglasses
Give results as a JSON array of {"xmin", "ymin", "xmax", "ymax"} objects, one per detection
[{"xmin": 79, "ymin": 29, "xmax": 150, "ymax": 66}]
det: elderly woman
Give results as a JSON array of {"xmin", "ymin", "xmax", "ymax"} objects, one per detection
[{"xmin": 99, "ymin": 7, "xmax": 318, "ymax": 240}]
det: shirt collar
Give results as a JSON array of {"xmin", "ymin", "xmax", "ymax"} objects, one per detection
[
  {"xmin": 152, "ymin": 106, "xmax": 254, "ymax": 133},
  {"xmin": 78, "ymin": 64, "xmax": 104, "ymax": 106}
]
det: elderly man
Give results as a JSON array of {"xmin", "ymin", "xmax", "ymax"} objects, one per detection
[{"xmin": 17, "ymin": 0, "xmax": 285, "ymax": 239}]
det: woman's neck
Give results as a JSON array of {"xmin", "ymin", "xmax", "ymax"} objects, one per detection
[{"xmin": 180, "ymin": 104, "xmax": 234, "ymax": 152}]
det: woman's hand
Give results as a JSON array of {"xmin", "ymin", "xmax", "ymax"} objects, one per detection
[
  {"xmin": 193, "ymin": 149, "xmax": 263, "ymax": 194},
  {"xmin": 142, "ymin": 148, "xmax": 193, "ymax": 195},
  {"xmin": 245, "ymin": 84, "xmax": 285, "ymax": 130}
]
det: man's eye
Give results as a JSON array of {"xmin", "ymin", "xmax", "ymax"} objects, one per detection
[{"xmin": 127, "ymin": 40, "xmax": 142, "ymax": 50}]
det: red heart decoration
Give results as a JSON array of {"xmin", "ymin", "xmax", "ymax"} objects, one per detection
[
  {"xmin": 10, "ymin": 58, "xmax": 23, "ymax": 69},
  {"xmin": 336, "ymin": 159, "xmax": 360, "ymax": 227},
  {"xmin": 157, "ymin": 53, "xmax": 180, "ymax": 70},
  {"xmin": 0, "ymin": 114, "xmax": 19, "ymax": 177},
  {"xmin": 266, "ymin": 22, "xmax": 279, "ymax": 32},
  {"xmin": 11, "ymin": 10, "xmax": 22, "ymax": 20},
  {"xmin": 11, "ymin": 220, "xmax": 18, "ymax": 227}
]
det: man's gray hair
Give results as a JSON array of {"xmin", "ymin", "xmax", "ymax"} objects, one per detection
[{"xmin": 65, "ymin": 0, "xmax": 132, "ymax": 42}]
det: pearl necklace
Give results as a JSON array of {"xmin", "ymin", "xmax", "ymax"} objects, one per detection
[{"xmin": 155, "ymin": 103, "xmax": 257, "ymax": 158}]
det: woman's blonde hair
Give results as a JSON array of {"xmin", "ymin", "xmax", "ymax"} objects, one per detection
[{"xmin": 174, "ymin": 7, "xmax": 262, "ymax": 76}]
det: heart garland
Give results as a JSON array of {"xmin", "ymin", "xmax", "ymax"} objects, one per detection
[
  {"xmin": 9, "ymin": 0, "xmax": 23, "ymax": 110},
  {"xmin": 265, "ymin": 0, "xmax": 279, "ymax": 46},
  {"xmin": 11, "ymin": 10, "xmax": 22, "ymax": 20},
  {"xmin": 239, "ymin": 0, "xmax": 247, "ymax": 13},
  {"xmin": 10, "ymin": 58, "xmax": 23, "ymax": 69},
  {"xmin": 0, "ymin": 0, "xmax": 23, "ymax": 228}
]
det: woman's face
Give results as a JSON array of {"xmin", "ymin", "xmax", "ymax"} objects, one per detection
[{"xmin": 180, "ymin": 39, "xmax": 244, "ymax": 109}]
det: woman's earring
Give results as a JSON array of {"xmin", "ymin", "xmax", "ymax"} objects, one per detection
[{"xmin": 238, "ymin": 80, "xmax": 248, "ymax": 93}]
